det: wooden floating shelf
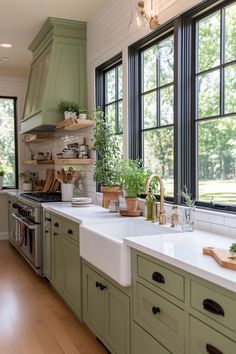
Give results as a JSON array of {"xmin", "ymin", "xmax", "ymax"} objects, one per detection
[
  {"xmin": 23, "ymin": 134, "xmax": 54, "ymax": 143},
  {"xmin": 56, "ymin": 118, "xmax": 94, "ymax": 131},
  {"xmin": 23, "ymin": 159, "xmax": 92, "ymax": 166},
  {"xmin": 54, "ymin": 158, "xmax": 92, "ymax": 165}
]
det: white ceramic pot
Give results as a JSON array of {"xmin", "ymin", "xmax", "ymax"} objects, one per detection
[
  {"xmin": 61, "ymin": 183, "xmax": 74, "ymax": 201},
  {"xmin": 23, "ymin": 182, "xmax": 32, "ymax": 191},
  {"xmin": 64, "ymin": 111, "xmax": 72, "ymax": 120},
  {"xmin": 79, "ymin": 113, "xmax": 87, "ymax": 120},
  {"xmin": 0, "ymin": 176, "xmax": 3, "ymax": 190}
]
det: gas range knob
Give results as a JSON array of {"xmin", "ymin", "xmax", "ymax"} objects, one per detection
[{"xmin": 12, "ymin": 203, "xmax": 18, "ymax": 209}]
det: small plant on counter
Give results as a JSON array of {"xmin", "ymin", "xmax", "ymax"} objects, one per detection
[
  {"xmin": 179, "ymin": 186, "xmax": 195, "ymax": 207},
  {"xmin": 229, "ymin": 243, "xmax": 236, "ymax": 253},
  {"xmin": 20, "ymin": 171, "xmax": 36, "ymax": 183}
]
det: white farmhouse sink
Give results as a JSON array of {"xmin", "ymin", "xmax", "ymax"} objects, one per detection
[{"xmin": 80, "ymin": 220, "xmax": 179, "ymax": 287}]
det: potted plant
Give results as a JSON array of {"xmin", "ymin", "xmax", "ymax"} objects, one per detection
[
  {"xmin": 78, "ymin": 109, "xmax": 87, "ymax": 120},
  {"xmin": 117, "ymin": 159, "xmax": 148, "ymax": 212},
  {"xmin": 58, "ymin": 100, "xmax": 79, "ymax": 120},
  {"xmin": 0, "ymin": 161, "xmax": 4, "ymax": 190},
  {"xmin": 92, "ymin": 108, "xmax": 122, "ymax": 208},
  {"xmin": 20, "ymin": 171, "xmax": 35, "ymax": 191}
]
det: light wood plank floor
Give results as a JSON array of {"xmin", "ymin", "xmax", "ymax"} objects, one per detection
[{"xmin": 0, "ymin": 240, "xmax": 108, "ymax": 354}]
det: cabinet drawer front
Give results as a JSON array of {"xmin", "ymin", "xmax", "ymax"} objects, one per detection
[
  {"xmin": 190, "ymin": 316, "xmax": 236, "ymax": 354},
  {"xmin": 51, "ymin": 215, "xmax": 61, "ymax": 233},
  {"xmin": 137, "ymin": 255, "xmax": 184, "ymax": 301},
  {"xmin": 134, "ymin": 282, "xmax": 185, "ymax": 352},
  {"xmin": 62, "ymin": 220, "xmax": 79, "ymax": 243},
  {"xmin": 191, "ymin": 280, "xmax": 236, "ymax": 332},
  {"xmin": 131, "ymin": 321, "xmax": 171, "ymax": 354}
]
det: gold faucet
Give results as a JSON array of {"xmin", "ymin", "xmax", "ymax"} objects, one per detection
[{"xmin": 145, "ymin": 174, "xmax": 166, "ymax": 225}]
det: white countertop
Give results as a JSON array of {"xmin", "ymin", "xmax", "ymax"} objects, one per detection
[{"xmin": 41, "ymin": 202, "xmax": 236, "ymax": 292}]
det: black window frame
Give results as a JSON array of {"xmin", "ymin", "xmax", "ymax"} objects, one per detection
[
  {"xmin": 129, "ymin": 0, "xmax": 236, "ymax": 213},
  {"xmin": 0, "ymin": 96, "xmax": 18, "ymax": 189}
]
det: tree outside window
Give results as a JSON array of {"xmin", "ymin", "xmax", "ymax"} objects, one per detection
[{"xmin": 0, "ymin": 97, "xmax": 17, "ymax": 188}]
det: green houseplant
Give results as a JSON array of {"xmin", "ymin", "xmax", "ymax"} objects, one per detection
[
  {"xmin": 179, "ymin": 186, "xmax": 195, "ymax": 231},
  {"xmin": 117, "ymin": 159, "xmax": 148, "ymax": 212},
  {"xmin": 20, "ymin": 171, "xmax": 35, "ymax": 191},
  {"xmin": 58, "ymin": 100, "xmax": 79, "ymax": 119},
  {"xmin": 92, "ymin": 108, "xmax": 122, "ymax": 207}
]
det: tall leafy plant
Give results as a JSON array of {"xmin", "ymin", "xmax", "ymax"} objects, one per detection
[{"xmin": 92, "ymin": 109, "xmax": 121, "ymax": 186}]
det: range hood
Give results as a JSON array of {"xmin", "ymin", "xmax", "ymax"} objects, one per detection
[{"xmin": 20, "ymin": 17, "xmax": 87, "ymax": 134}]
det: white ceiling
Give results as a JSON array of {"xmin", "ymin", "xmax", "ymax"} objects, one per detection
[{"xmin": 0, "ymin": 0, "xmax": 108, "ymax": 76}]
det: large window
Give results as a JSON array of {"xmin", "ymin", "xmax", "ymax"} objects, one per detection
[
  {"xmin": 141, "ymin": 35, "xmax": 174, "ymax": 197},
  {"xmin": 195, "ymin": 2, "xmax": 236, "ymax": 205},
  {"xmin": 0, "ymin": 97, "xmax": 17, "ymax": 188},
  {"xmin": 96, "ymin": 55, "xmax": 123, "ymax": 153}
]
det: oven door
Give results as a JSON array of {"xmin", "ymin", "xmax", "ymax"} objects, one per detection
[{"xmin": 12, "ymin": 213, "xmax": 41, "ymax": 268}]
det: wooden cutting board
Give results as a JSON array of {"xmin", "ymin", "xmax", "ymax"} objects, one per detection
[
  {"xmin": 42, "ymin": 169, "xmax": 53, "ymax": 192},
  {"xmin": 203, "ymin": 247, "xmax": 236, "ymax": 271}
]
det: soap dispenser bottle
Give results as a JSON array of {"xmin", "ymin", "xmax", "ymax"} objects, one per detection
[{"xmin": 145, "ymin": 188, "xmax": 156, "ymax": 221}]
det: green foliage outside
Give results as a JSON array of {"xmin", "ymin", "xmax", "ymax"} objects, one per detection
[{"xmin": 0, "ymin": 98, "xmax": 16, "ymax": 187}]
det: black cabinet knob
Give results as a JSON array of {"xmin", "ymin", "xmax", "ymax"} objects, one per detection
[
  {"xmin": 45, "ymin": 230, "xmax": 49, "ymax": 233},
  {"xmin": 206, "ymin": 343, "xmax": 223, "ymax": 354},
  {"xmin": 54, "ymin": 222, "xmax": 59, "ymax": 227},
  {"xmin": 67, "ymin": 229, "xmax": 73, "ymax": 235},
  {"xmin": 100, "ymin": 284, "xmax": 107, "ymax": 291},
  {"xmin": 96, "ymin": 281, "xmax": 101, "ymax": 288},
  {"xmin": 46, "ymin": 218, "xmax": 51, "ymax": 221},
  {"xmin": 152, "ymin": 271, "xmax": 165, "ymax": 284},
  {"xmin": 152, "ymin": 306, "xmax": 160, "ymax": 315},
  {"xmin": 203, "ymin": 299, "xmax": 224, "ymax": 316},
  {"xmin": 54, "ymin": 232, "xmax": 58, "ymax": 236}
]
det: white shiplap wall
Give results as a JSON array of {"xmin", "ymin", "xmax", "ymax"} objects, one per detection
[{"xmin": 87, "ymin": 0, "xmax": 202, "ymax": 157}]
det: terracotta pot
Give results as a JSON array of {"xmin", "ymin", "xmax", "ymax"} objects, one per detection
[
  {"xmin": 125, "ymin": 197, "xmax": 138, "ymax": 212},
  {"xmin": 101, "ymin": 185, "xmax": 121, "ymax": 209}
]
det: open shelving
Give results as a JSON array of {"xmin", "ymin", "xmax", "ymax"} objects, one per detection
[{"xmin": 23, "ymin": 159, "xmax": 92, "ymax": 166}]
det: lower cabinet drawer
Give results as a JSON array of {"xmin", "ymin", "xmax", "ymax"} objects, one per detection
[
  {"xmin": 62, "ymin": 219, "xmax": 79, "ymax": 243},
  {"xmin": 190, "ymin": 280, "xmax": 236, "ymax": 333},
  {"xmin": 190, "ymin": 316, "xmax": 236, "ymax": 354},
  {"xmin": 134, "ymin": 282, "xmax": 185, "ymax": 352},
  {"xmin": 131, "ymin": 321, "xmax": 171, "ymax": 354}
]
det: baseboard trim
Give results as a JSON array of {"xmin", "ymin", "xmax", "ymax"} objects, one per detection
[{"xmin": 0, "ymin": 232, "xmax": 8, "ymax": 240}]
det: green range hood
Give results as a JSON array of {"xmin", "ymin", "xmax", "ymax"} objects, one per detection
[{"xmin": 20, "ymin": 17, "xmax": 87, "ymax": 134}]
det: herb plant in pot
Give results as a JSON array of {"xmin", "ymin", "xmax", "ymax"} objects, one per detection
[
  {"xmin": 20, "ymin": 171, "xmax": 34, "ymax": 191},
  {"xmin": 117, "ymin": 159, "xmax": 147, "ymax": 212},
  {"xmin": 92, "ymin": 108, "xmax": 122, "ymax": 208},
  {"xmin": 0, "ymin": 162, "xmax": 4, "ymax": 190},
  {"xmin": 179, "ymin": 187, "xmax": 195, "ymax": 231},
  {"xmin": 58, "ymin": 100, "xmax": 79, "ymax": 120}
]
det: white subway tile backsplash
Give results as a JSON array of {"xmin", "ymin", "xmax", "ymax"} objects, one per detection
[
  {"xmin": 211, "ymin": 224, "xmax": 229, "ymax": 237},
  {"xmin": 225, "ymin": 217, "xmax": 236, "ymax": 228},
  {"xmin": 196, "ymin": 221, "xmax": 212, "ymax": 233}
]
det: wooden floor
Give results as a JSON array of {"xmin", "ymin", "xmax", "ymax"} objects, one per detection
[{"xmin": 0, "ymin": 240, "xmax": 108, "ymax": 354}]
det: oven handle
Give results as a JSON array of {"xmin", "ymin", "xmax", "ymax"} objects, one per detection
[{"xmin": 12, "ymin": 213, "xmax": 39, "ymax": 230}]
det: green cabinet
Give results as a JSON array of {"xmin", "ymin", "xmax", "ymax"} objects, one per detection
[
  {"xmin": 131, "ymin": 249, "xmax": 236, "ymax": 354},
  {"xmin": 43, "ymin": 212, "xmax": 82, "ymax": 319},
  {"xmin": 21, "ymin": 17, "xmax": 87, "ymax": 133},
  {"xmin": 83, "ymin": 261, "xmax": 131, "ymax": 354}
]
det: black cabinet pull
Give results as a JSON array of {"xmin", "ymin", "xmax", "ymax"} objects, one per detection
[
  {"xmin": 152, "ymin": 306, "xmax": 160, "ymax": 315},
  {"xmin": 67, "ymin": 229, "xmax": 73, "ymax": 235},
  {"xmin": 54, "ymin": 222, "xmax": 59, "ymax": 227},
  {"xmin": 96, "ymin": 281, "xmax": 101, "ymax": 288},
  {"xmin": 100, "ymin": 284, "xmax": 107, "ymax": 291},
  {"xmin": 46, "ymin": 218, "xmax": 51, "ymax": 221},
  {"xmin": 45, "ymin": 230, "xmax": 49, "ymax": 233},
  {"xmin": 206, "ymin": 344, "xmax": 223, "ymax": 354},
  {"xmin": 203, "ymin": 299, "xmax": 224, "ymax": 316},
  {"xmin": 54, "ymin": 232, "xmax": 58, "ymax": 236},
  {"xmin": 152, "ymin": 271, "xmax": 165, "ymax": 284}
]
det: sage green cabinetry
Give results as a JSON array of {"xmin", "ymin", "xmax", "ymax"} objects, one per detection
[
  {"xmin": 43, "ymin": 211, "xmax": 82, "ymax": 319},
  {"xmin": 131, "ymin": 249, "xmax": 236, "ymax": 354},
  {"xmin": 21, "ymin": 17, "xmax": 87, "ymax": 133},
  {"xmin": 83, "ymin": 261, "xmax": 131, "ymax": 354}
]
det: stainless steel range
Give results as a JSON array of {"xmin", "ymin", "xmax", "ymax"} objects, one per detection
[{"xmin": 9, "ymin": 192, "xmax": 61, "ymax": 274}]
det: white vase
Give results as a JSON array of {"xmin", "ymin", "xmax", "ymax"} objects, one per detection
[
  {"xmin": 64, "ymin": 111, "xmax": 72, "ymax": 120},
  {"xmin": 23, "ymin": 182, "xmax": 32, "ymax": 191},
  {"xmin": 61, "ymin": 183, "xmax": 74, "ymax": 201},
  {"xmin": 79, "ymin": 113, "xmax": 87, "ymax": 120},
  {"xmin": 0, "ymin": 176, "xmax": 3, "ymax": 190}
]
